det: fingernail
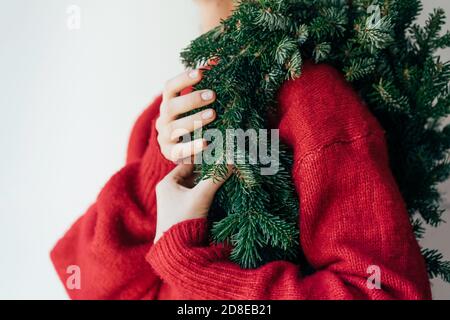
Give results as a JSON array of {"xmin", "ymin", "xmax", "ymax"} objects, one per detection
[
  {"xmin": 201, "ymin": 109, "xmax": 214, "ymax": 120},
  {"xmin": 188, "ymin": 69, "xmax": 200, "ymax": 79},
  {"xmin": 201, "ymin": 90, "xmax": 214, "ymax": 101}
]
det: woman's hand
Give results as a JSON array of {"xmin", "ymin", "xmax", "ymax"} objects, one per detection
[
  {"xmin": 156, "ymin": 69, "xmax": 217, "ymax": 162},
  {"xmin": 154, "ymin": 164, "xmax": 229, "ymax": 243}
]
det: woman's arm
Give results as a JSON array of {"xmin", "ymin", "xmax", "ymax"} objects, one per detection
[{"xmin": 50, "ymin": 97, "xmax": 172, "ymax": 300}]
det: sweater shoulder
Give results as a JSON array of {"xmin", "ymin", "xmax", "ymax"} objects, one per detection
[
  {"xmin": 277, "ymin": 61, "xmax": 385, "ymax": 157},
  {"xmin": 126, "ymin": 95, "xmax": 162, "ymax": 164}
]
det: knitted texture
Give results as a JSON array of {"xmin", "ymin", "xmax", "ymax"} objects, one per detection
[{"xmin": 50, "ymin": 62, "xmax": 432, "ymax": 300}]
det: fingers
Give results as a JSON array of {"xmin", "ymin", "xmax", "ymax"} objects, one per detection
[
  {"xmin": 194, "ymin": 166, "xmax": 233, "ymax": 197},
  {"xmin": 158, "ymin": 69, "xmax": 217, "ymax": 162},
  {"xmin": 163, "ymin": 164, "xmax": 232, "ymax": 202},
  {"xmin": 166, "ymin": 90, "xmax": 216, "ymax": 119},
  {"xmin": 168, "ymin": 139, "xmax": 207, "ymax": 162},
  {"xmin": 169, "ymin": 109, "xmax": 216, "ymax": 141},
  {"xmin": 166, "ymin": 163, "xmax": 195, "ymax": 181},
  {"xmin": 163, "ymin": 69, "xmax": 202, "ymax": 100}
]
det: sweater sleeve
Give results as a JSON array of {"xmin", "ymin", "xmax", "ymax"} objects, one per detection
[
  {"xmin": 50, "ymin": 96, "xmax": 175, "ymax": 300},
  {"xmin": 147, "ymin": 131, "xmax": 432, "ymax": 300}
]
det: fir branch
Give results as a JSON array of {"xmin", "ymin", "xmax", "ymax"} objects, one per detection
[
  {"xmin": 344, "ymin": 57, "xmax": 376, "ymax": 81},
  {"xmin": 411, "ymin": 218, "xmax": 425, "ymax": 239},
  {"xmin": 372, "ymin": 78, "xmax": 410, "ymax": 113},
  {"xmin": 275, "ymin": 36, "xmax": 298, "ymax": 65},
  {"xmin": 356, "ymin": 13, "xmax": 393, "ymax": 53},
  {"xmin": 422, "ymin": 248, "xmax": 450, "ymax": 283},
  {"xmin": 313, "ymin": 42, "xmax": 331, "ymax": 62},
  {"xmin": 255, "ymin": 9, "xmax": 296, "ymax": 32}
]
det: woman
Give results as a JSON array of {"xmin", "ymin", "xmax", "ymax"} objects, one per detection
[{"xmin": 51, "ymin": 0, "xmax": 432, "ymax": 299}]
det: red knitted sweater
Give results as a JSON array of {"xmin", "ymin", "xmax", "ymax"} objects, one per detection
[{"xmin": 51, "ymin": 62, "xmax": 432, "ymax": 300}]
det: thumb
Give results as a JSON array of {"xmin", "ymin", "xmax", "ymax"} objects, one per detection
[
  {"xmin": 168, "ymin": 163, "xmax": 195, "ymax": 179},
  {"xmin": 194, "ymin": 165, "xmax": 233, "ymax": 198}
]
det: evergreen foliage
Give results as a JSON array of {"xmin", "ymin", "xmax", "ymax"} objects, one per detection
[{"xmin": 181, "ymin": 0, "xmax": 450, "ymax": 282}]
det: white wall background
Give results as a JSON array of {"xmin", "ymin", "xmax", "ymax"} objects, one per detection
[{"xmin": 0, "ymin": 0, "xmax": 449, "ymax": 299}]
